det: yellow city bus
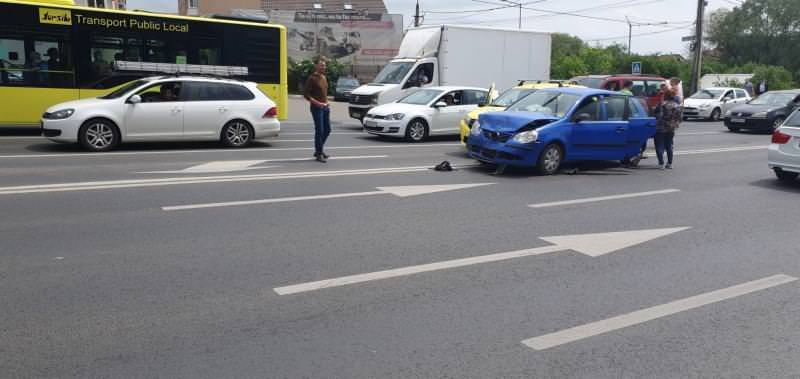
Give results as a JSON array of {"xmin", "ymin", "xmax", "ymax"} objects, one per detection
[{"xmin": 0, "ymin": 0, "xmax": 288, "ymax": 128}]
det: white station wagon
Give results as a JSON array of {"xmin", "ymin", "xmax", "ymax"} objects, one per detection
[{"xmin": 41, "ymin": 76, "xmax": 280, "ymax": 151}]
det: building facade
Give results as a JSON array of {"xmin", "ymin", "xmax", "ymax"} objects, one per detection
[
  {"xmin": 74, "ymin": 0, "xmax": 126, "ymax": 9},
  {"xmin": 178, "ymin": 0, "xmax": 387, "ymax": 16},
  {"xmin": 177, "ymin": 0, "xmax": 400, "ymax": 83}
]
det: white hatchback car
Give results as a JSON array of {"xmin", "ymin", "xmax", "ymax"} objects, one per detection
[
  {"xmin": 768, "ymin": 110, "xmax": 800, "ymax": 182},
  {"xmin": 41, "ymin": 76, "xmax": 280, "ymax": 151},
  {"xmin": 683, "ymin": 87, "xmax": 750, "ymax": 121},
  {"xmin": 363, "ymin": 86, "xmax": 488, "ymax": 142}
]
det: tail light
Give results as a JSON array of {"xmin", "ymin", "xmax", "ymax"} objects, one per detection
[
  {"xmin": 263, "ymin": 107, "xmax": 278, "ymax": 118},
  {"xmin": 772, "ymin": 129, "xmax": 792, "ymax": 144}
]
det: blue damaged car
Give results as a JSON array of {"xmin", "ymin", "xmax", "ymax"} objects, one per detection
[{"xmin": 466, "ymin": 87, "xmax": 656, "ymax": 174}]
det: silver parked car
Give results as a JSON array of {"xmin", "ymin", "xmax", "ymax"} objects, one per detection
[{"xmin": 768, "ymin": 110, "xmax": 800, "ymax": 181}]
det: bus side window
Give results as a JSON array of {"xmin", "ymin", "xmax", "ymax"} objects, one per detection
[
  {"xmin": 32, "ymin": 40, "xmax": 74, "ymax": 88},
  {"xmin": 0, "ymin": 38, "xmax": 27, "ymax": 86}
]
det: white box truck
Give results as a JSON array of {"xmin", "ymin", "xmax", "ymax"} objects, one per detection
[{"xmin": 348, "ymin": 24, "xmax": 551, "ymax": 121}]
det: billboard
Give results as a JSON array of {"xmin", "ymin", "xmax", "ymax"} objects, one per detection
[{"xmin": 269, "ymin": 10, "xmax": 403, "ymax": 65}]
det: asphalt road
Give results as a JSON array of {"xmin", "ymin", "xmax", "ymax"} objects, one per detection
[{"xmin": 2, "ymin": 100, "xmax": 799, "ymax": 378}]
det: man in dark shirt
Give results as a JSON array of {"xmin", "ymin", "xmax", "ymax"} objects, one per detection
[{"xmin": 304, "ymin": 57, "xmax": 330, "ymax": 162}]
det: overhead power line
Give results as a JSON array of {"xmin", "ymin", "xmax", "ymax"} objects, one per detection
[{"xmin": 584, "ymin": 22, "xmax": 694, "ymax": 42}]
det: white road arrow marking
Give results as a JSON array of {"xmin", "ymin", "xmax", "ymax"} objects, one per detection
[
  {"xmin": 273, "ymin": 227, "xmax": 690, "ymax": 295},
  {"xmin": 522, "ymin": 274, "xmax": 797, "ymax": 351},
  {"xmin": 177, "ymin": 160, "xmax": 267, "ymax": 173},
  {"xmin": 138, "ymin": 155, "xmax": 388, "ymax": 174},
  {"xmin": 162, "ymin": 183, "xmax": 494, "ymax": 211}
]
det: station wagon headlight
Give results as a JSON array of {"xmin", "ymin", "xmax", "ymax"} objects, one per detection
[
  {"xmin": 387, "ymin": 113, "xmax": 405, "ymax": 120},
  {"xmin": 724, "ymin": 110, "xmax": 732, "ymax": 117},
  {"xmin": 44, "ymin": 108, "xmax": 75, "ymax": 120},
  {"xmin": 512, "ymin": 129, "xmax": 539, "ymax": 144},
  {"xmin": 752, "ymin": 111, "xmax": 768, "ymax": 118},
  {"xmin": 470, "ymin": 120, "xmax": 481, "ymax": 135}
]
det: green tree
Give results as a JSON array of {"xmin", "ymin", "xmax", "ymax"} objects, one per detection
[
  {"xmin": 288, "ymin": 56, "xmax": 345, "ymax": 95},
  {"xmin": 708, "ymin": 0, "xmax": 800, "ymax": 83}
]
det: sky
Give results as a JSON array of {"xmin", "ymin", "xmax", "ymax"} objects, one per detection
[{"xmin": 126, "ymin": 0, "xmax": 731, "ymax": 55}]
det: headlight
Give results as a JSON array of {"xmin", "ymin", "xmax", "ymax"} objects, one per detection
[
  {"xmin": 387, "ymin": 113, "xmax": 405, "ymax": 120},
  {"xmin": 752, "ymin": 111, "xmax": 768, "ymax": 118},
  {"xmin": 724, "ymin": 110, "xmax": 732, "ymax": 117},
  {"xmin": 370, "ymin": 95, "xmax": 378, "ymax": 105},
  {"xmin": 43, "ymin": 108, "xmax": 75, "ymax": 120},
  {"xmin": 698, "ymin": 103, "xmax": 711, "ymax": 109},
  {"xmin": 470, "ymin": 120, "xmax": 482, "ymax": 136},
  {"xmin": 512, "ymin": 130, "xmax": 539, "ymax": 144}
]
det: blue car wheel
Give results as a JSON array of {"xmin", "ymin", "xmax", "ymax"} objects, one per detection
[{"xmin": 537, "ymin": 143, "xmax": 562, "ymax": 175}]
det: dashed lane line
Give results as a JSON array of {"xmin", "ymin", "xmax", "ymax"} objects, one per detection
[
  {"xmin": 529, "ymin": 189, "xmax": 681, "ymax": 208},
  {"xmin": 522, "ymin": 274, "xmax": 797, "ymax": 351},
  {"xmin": 0, "ymin": 164, "xmax": 480, "ymax": 195},
  {"xmin": 0, "ymin": 143, "xmax": 462, "ymax": 159}
]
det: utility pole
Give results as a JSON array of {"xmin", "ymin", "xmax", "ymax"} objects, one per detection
[
  {"xmin": 413, "ymin": 0, "xmax": 421, "ymax": 27},
  {"xmin": 626, "ymin": 16, "xmax": 632, "ymax": 56},
  {"xmin": 689, "ymin": 0, "xmax": 706, "ymax": 95},
  {"xmin": 500, "ymin": 0, "xmax": 522, "ymax": 29}
]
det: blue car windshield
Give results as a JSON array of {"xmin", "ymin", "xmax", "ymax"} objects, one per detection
[{"xmin": 505, "ymin": 91, "xmax": 580, "ymax": 117}]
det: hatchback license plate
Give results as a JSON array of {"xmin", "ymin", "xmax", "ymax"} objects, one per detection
[
  {"xmin": 364, "ymin": 121, "xmax": 378, "ymax": 127},
  {"xmin": 730, "ymin": 118, "xmax": 745, "ymax": 123}
]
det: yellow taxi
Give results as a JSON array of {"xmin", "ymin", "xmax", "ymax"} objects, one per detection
[{"xmin": 459, "ymin": 80, "xmax": 584, "ymax": 144}]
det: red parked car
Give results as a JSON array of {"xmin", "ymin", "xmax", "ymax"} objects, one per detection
[{"xmin": 571, "ymin": 74, "xmax": 668, "ymax": 112}]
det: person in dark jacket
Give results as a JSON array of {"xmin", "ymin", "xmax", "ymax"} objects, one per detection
[
  {"xmin": 304, "ymin": 57, "xmax": 331, "ymax": 162},
  {"xmin": 655, "ymin": 90, "xmax": 681, "ymax": 169}
]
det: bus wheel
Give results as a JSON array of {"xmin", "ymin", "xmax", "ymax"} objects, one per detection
[
  {"xmin": 79, "ymin": 119, "xmax": 119, "ymax": 152},
  {"xmin": 221, "ymin": 120, "xmax": 253, "ymax": 148}
]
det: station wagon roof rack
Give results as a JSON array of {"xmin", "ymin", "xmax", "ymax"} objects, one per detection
[
  {"xmin": 113, "ymin": 61, "xmax": 249, "ymax": 77},
  {"xmin": 516, "ymin": 79, "xmax": 579, "ymax": 87}
]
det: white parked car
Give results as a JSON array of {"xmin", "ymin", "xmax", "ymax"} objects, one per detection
[
  {"xmin": 682, "ymin": 87, "xmax": 750, "ymax": 121},
  {"xmin": 362, "ymin": 86, "xmax": 489, "ymax": 142},
  {"xmin": 41, "ymin": 76, "xmax": 280, "ymax": 151},
  {"xmin": 768, "ymin": 110, "xmax": 800, "ymax": 182}
]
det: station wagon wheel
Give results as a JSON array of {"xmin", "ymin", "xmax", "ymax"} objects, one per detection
[
  {"xmin": 79, "ymin": 119, "xmax": 119, "ymax": 152},
  {"xmin": 537, "ymin": 143, "xmax": 562, "ymax": 175},
  {"xmin": 405, "ymin": 119, "xmax": 428, "ymax": 142},
  {"xmin": 222, "ymin": 120, "xmax": 253, "ymax": 147}
]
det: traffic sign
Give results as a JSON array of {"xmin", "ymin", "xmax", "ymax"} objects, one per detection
[{"xmin": 631, "ymin": 61, "xmax": 642, "ymax": 75}]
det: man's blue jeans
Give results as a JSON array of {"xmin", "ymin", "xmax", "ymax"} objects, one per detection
[{"xmin": 310, "ymin": 105, "xmax": 331, "ymax": 155}]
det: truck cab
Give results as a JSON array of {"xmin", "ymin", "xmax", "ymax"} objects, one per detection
[{"xmin": 348, "ymin": 58, "xmax": 437, "ymax": 122}]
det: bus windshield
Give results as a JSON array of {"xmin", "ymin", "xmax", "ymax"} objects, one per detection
[
  {"xmin": 99, "ymin": 80, "xmax": 149, "ymax": 99},
  {"xmin": 372, "ymin": 62, "xmax": 414, "ymax": 85}
]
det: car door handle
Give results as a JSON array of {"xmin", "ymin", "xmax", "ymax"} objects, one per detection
[
  {"xmin": 218, "ymin": 107, "xmax": 228, "ymax": 113},
  {"xmin": 171, "ymin": 108, "xmax": 182, "ymax": 114},
  {"xmin": 616, "ymin": 127, "xmax": 626, "ymax": 132}
]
